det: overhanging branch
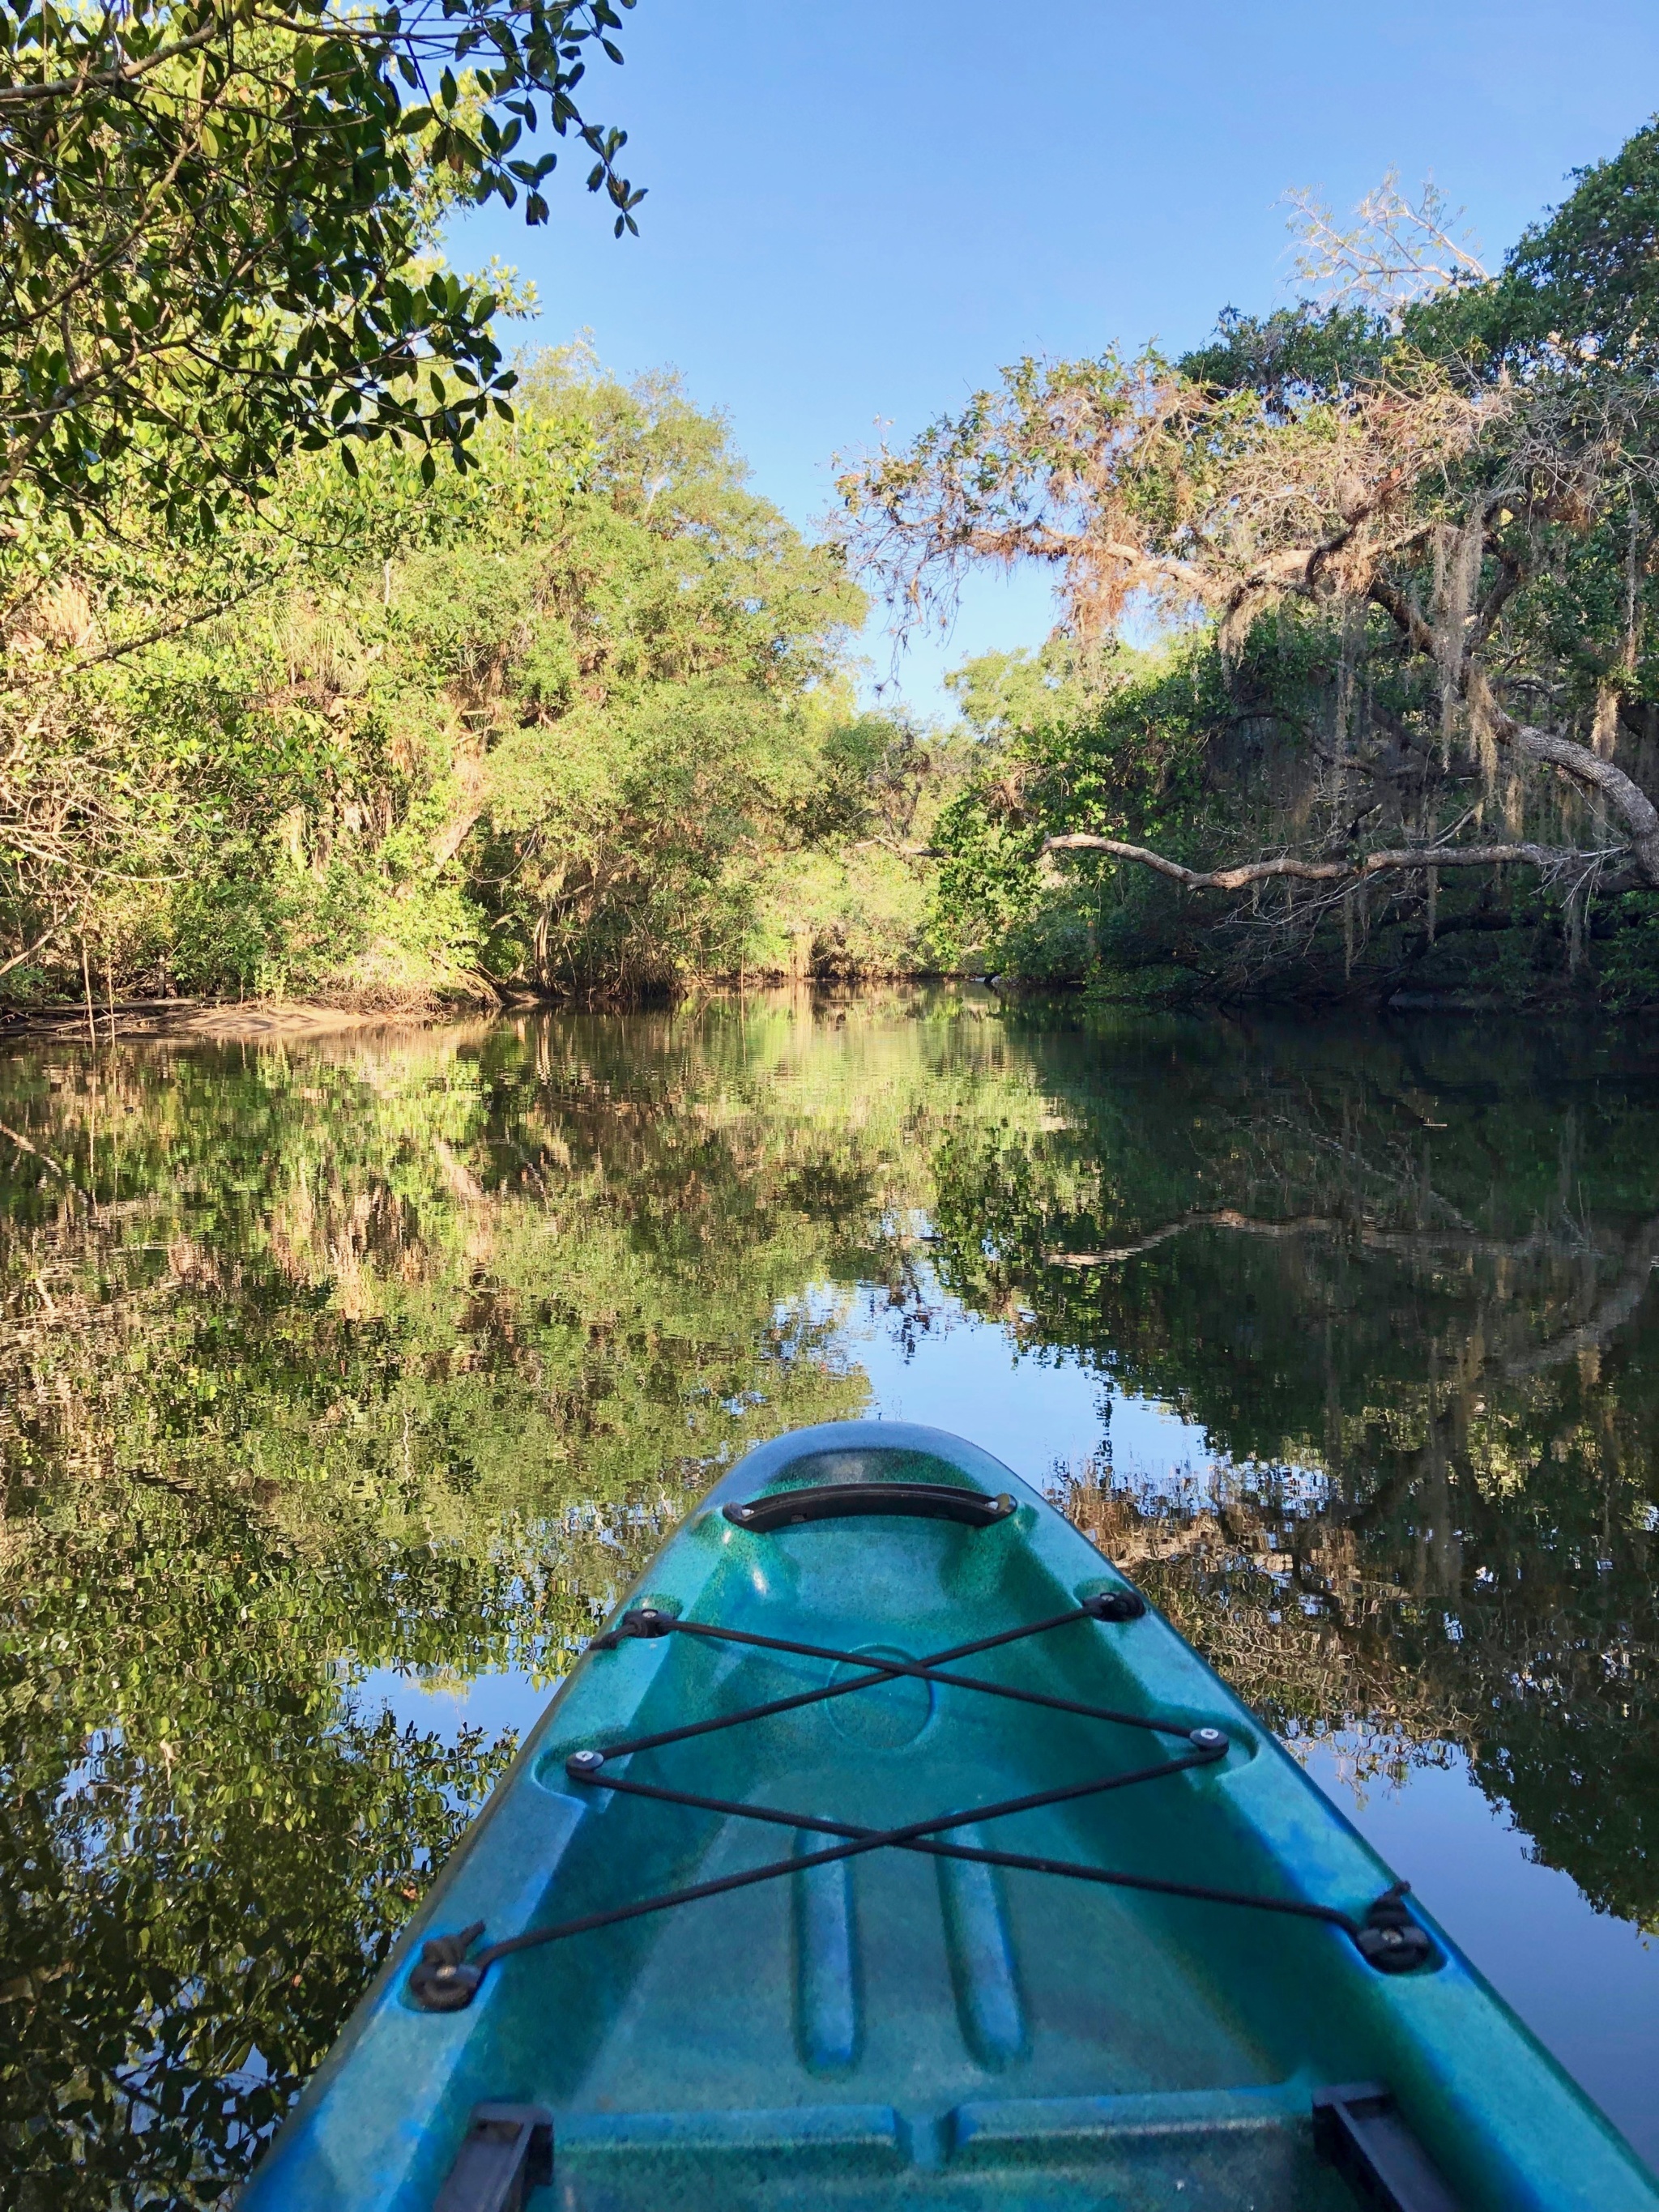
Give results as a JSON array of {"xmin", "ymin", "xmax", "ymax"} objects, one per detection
[{"xmin": 1040, "ymin": 833, "xmax": 1623, "ymax": 893}]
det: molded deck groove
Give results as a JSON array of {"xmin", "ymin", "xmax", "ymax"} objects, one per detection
[
  {"xmin": 793, "ymin": 1831, "xmax": 859, "ymax": 2072},
  {"xmin": 936, "ymin": 1828, "xmax": 1026, "ymax": 2069},
  {"xmin": 553, "ymin": 2102, "xmax": 907, "ymax": 2171},
  {"xmin": 945, "ymin": 2081, "xmax": 1311, "ymax": 2158}
]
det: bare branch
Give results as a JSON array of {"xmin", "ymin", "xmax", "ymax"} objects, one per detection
[
  {"xmin": 0, "ymin": 17, "xmax": 223, "ymax": 104},
  {"xmin": 1042, "ymin": 833, "xmax": 1620, "ymax": 893},
  {"xmin": 1046, "ymin": 1210, "xmax": 1618, "ymax": 1270},
  {"xmin": 1283, "ymin": 169, "xmax": 1488, "ymax": 315},
  {"xmin": 0, "ymin": 1117, "xmax": 90, "ymax": 1197}
]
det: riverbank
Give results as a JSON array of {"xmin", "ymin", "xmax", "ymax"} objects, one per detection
[
  {"xmin": 0, "ymin": 974, "xmax": 1609, "ymax": 1043},
  {"xmin": 0, "ymin": 996, "xmax": 465, "ymax": 1043},
  {"xmin": 0, "ymin": 971, "xmax": 987, "ymax": 1042}
]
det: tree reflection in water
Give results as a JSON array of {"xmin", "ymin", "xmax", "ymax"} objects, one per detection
[
  {"xmin": 0, "ymin": 992, "xmax": 1654, "ymax": 2202},
  {"xmin": 932, "ymin": 1011, "xmax": 1659, "ymax": 1936}
]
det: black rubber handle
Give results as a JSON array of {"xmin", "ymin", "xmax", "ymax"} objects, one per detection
[{"xmin": 723, "ymin": 1482, "xmax": 1016, "ymax": 1533}]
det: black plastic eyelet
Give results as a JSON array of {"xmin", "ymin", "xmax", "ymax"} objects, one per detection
[
  {"xmin": 408, "ymin": 1921, "xmax": 487, "ymax": 2012},
  {"xmin": 1354, "ymin": 1886, "xmax": 1437, "ymax": 1973},
  {"xmin": 1081, "ymin": 1589, "xmax": 1146, "ymax": 1622}
]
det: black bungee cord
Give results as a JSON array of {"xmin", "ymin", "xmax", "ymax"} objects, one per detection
[{"xmin": 411, "ymin": 1592, "xmax": 1435, "ymax": 2012}]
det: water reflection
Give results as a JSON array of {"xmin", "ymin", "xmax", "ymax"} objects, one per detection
[{"xmin": 0, "ymin": 991, "xmax": 1655, "ymax": 2201}]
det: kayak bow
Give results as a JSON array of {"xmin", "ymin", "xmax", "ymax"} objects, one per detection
[{"xmin": 243, "ymin": 1421, "xmax": 1659, "ymax": 2212}]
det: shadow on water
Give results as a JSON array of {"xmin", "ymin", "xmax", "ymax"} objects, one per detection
[{"xmin": 0, "ymin": 987, "xmax": 1655, "ymax": 2201}]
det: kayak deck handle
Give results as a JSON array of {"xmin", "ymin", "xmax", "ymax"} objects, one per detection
[{"xmin": 723, "ymin": 1482, "xmax": 1016, "ymax": 1533}]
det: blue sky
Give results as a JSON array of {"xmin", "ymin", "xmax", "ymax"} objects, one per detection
[{"xmin": 450, "ymin": 2, "xmax": 1659, "ymax": 714}]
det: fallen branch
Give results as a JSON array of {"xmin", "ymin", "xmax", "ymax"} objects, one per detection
[
  {"xmin": 1503, "ymin": 1213, "xmax": 1659, "ymax": 1378},
  {"xmin": 1041, "ymin": 833, "xmax": 1623, "ymax": 893},
  {"xmin": 0, "ymin": 913, "xmax": 75, "ymax": 980}
]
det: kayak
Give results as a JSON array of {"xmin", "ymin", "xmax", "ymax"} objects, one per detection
[{"xmin": 242, "ymin": 1420, "xmax": 1659, "ymax": 2212}]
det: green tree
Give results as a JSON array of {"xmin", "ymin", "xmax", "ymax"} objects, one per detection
[
  {"xmin": 1412, "ymin": 121, "xmax": 1659, "ymax": 374},
  {"xmin": 0, "ymin": 354, "xmax": 889, "ymax": 1003},
  {"xmin": 841, "ymin": 122, "xmax": 1659, "ymax": 1005},
  {"xmin": 0, "ymin": 0, "xmax": 642, "ymax": 540}
]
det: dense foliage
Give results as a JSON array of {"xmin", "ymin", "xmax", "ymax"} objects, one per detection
[
  {"xmin": 0, "ymin": 354, "xmax": 962, "ymax": 1004},
  {"xmin": 16, "ymin": 79, "xmax": 1659, "ymax": 1008},
  {"xmin": 843, "ymin": 117, "xmax": 1659, "ymax": 1008},
  {"xmin": 0, "ymin": 0, "xmax": 968, "ymax": 1008}
]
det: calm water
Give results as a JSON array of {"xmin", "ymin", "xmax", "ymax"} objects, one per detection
[{"xmin": 2, "ymin": 989, "xmax": 1657, "ymax": 2204}]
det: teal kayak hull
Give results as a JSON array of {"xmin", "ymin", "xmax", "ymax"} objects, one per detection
[{"xmin": 242, "ymin": 1422, "xmax": 1659, "ymax": 2210}]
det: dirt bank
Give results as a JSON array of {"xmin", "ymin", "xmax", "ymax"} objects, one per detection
[{"xmin": 0, "ymin": 997, "xmax": 465, "ymax": 1044}]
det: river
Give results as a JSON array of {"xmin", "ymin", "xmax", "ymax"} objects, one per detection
[{"xmin": 2, "ymin": 987, "xmax": 1657, "ymax": 2204}]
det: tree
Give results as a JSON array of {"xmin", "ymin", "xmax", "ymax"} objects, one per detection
[
  {"xmin": 0, "ymin": 0, "xmax": 644, "ymax": 543},
  {"xmin": 836, "ymin": 129, "xmax": 1659, "ymax": 997},
  {"xmin": 1412, "ymin": 120, "xmax": 1659, "ymax": 373},
  {"xmin": 0, "ymin": 353, "xmax": 884, "ymax": 1007}
]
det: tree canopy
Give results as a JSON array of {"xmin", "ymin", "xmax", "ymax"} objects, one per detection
[
  {"xmin": 0, "ymin": 352, "xmax": 963, "ymax": 1006},
  {"xmin": 0, "ymin": 0, "xmax": 642, "ymax": 542},
  {"xmin": 838, "ymin": 117, "xmax": 1659, "ymax": 1008}
]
